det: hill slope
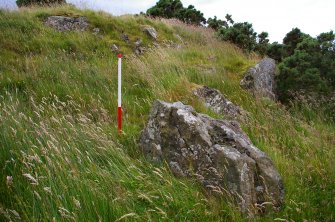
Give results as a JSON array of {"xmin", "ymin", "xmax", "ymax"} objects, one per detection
[{"xmin": 0, "ymin": 6, "xmax": 334, "ymax": 221}]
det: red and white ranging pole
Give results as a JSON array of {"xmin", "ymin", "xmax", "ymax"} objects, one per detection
[{"xmin": 117, "ymin": 53, "xmax": 122, "ymax": 133}]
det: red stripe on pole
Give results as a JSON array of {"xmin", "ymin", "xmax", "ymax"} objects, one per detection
[
  {"xmin": 118, "ymin": 54, "xmax": 123, "ymax": 58},
  {"xmin": 118, "ymin": 107, "xmax": 122, "ymax": 133}
]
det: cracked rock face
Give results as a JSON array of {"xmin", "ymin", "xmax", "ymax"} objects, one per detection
[
  {"xmin": 240, "ymin": 58, "xmax": 277, "ymax": 100},
  {"xmin": 45, "ymin": 16, "xmax": 88, "ymax": 32},
  {"xmin": 140, "ymin": 100, "xmax": 284, "ymax": 215},
  {"xmin": 193, "ymin": 86, "xmax": 246, "ymax": 120}
]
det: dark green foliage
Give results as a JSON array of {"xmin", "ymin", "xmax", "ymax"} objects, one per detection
[
  {"xmin": 277, "ymin": 31, "xmax": 335, "ymax": 110},
  {"xmin": 146, "ymin": 0, "xmax": 183, "ymax": 18},
  {"xmin": 215, "ymin": 15, "xmax": 269, "ymax": 54},
  {"xmin": 16, "ymin": 0, "xmax": 66, "ymax": 7},
  {"xmin": 147, "ymin": 0, "xmax": 205, "ymax": 26},
  {"xmin": 267, "ymin": 42, "xmax": 285, "ymax": 62},
  {"xmin": 255, "ymin": 32, "xmax": 270, "ymax": 55},
  {"xmin": 283, "ymin": 28, "xmax": 306, "ymax": 57},
  {"xmin": 317, "ymin": 31, "xmax": 335, "ymax": 86},
  {"xmin": 218, "ymin": 22, "xmax": 257, "ymax": 52},
  {"xmin": 177, "ymin": 5, "xmax": 206, "ymax": 25},
  {"xmin": 266, "ymin": 28, "xmax": 307, "ymax": 61},
  {"xmin": 207, "ymin": 16, "xmax": 227, "ymax": 30},
  {"xmin": 225, "ymin": 14, "xmax": 234, "ymax": 25}
]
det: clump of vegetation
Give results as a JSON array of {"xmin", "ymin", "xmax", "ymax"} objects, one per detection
[
  {"xmin": 274, "ymin": 29, "xmax": 335, "ymax": 103},
  {"xmin": 0, "ymin": 5, "xmax": 335, "ymax": 222},
  {"xmin": 147, "ymin": 0, "xmax": 206, "ymax": 26},
  {"xmin": 207, "ymin": 14, "xmax": 269, "ymax": 55},
  {"xmin": 207, "ymin": 16, "xmax": 227, "ymax": 31}
]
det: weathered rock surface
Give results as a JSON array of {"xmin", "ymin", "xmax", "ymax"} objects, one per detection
[
  {"xmin": 45, "ymin": 16, "xmax": 88, "ymax": 32},
  {"xmin": 142, "ymin": 26, "xmax": 158, "ymax": 40},
  {"xmin": 193, "ymin": 86, "xmax": 246, "ymax": 120},
  {"xmin": 140, "ymin": 100, "xmax": 284, "ymax": 215},
  {"xmin": 240, "ymin": 58, "xmax": 277, "ymax": 100}
]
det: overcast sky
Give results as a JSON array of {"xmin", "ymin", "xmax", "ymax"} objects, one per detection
[{"xmin": 1, "ymin": 0, "xmax": 334, "ymax": 42}]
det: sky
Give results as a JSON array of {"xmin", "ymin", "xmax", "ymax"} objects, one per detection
[{"xmin": 1, "ymin": 0, "xmax": 334, "ymax": 43}]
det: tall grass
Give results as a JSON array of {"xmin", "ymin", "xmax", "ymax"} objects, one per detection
[{"xmin": 0, "ymin": 5, "xmax": 334, "ymax": 221}]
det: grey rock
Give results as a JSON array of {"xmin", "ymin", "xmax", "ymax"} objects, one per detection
[
  {"xmin": 111, "ymin": 44, "xmax": 119, "ymax": 52},
  {"xmin": 142, "ymin": 26, "xmax": 158, "ymax": 40},
  {"xmin": 193, "ymin": 86, "xmax": 246, "ymax": 120},
  {"xmin": 45, "ymin": 16, "xmax": 88, "ymax": 32},
  {"xmin": 140, "ymin": 100, "xmax": 284, "ymax": 215},
  {"xmin": 135, "ymin": 46, "xmax": 146, "ymax": 55},
  {"xmin": 92, "ymin": 27, "xmax": 100, "ymax": 35},
  {"xmin": 121, "ymin": 32, "xmax": 129, "ymax": 43},
  {"xmin": 240, "ymin": 58, "xmax": 277, "ymax": 100},
  {"xmin": 135, "ymin": 38, "xmax": 142, "ymax": 47}
]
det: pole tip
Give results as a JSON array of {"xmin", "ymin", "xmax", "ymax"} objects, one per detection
[{"xmin": 118, "ymin": 54, "xmax": 123, "ymax": 58}]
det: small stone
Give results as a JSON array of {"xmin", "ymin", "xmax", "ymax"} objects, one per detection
[
  {"xmin": 135, "ymin": 38, "xmax": 142, "ymax": 47},
  {"xmin": 135, "ymin": 46, "xmax": 146, "ymax": 55},
  {"xmin": 6, "ymin": 176, "xmax": 13, "ymax": 188},
  {"xmin": 121, "ymin": 32, "xmax": 129, "ymax": 43},
  {"xmin": 92, "ymin": 27, "xmax": 100, "ymax": 35},
  {"xmin": 111, "ymin": 44, "xmax": 119, "ymax": 52}
]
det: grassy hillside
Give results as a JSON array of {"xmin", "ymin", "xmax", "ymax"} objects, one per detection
[{"xmin": 0, "ymin": 6, "xmax": 334, "ymax": 222}]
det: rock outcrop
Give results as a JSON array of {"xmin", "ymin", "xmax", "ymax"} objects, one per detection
[
  {"xmin": 45, "ymin": 16, "xmax": 88, "ymax": 32},
  {"xmin": 193, "ymin": 86, "xmax": 246, "ymax": 120},
  {"xmin": 140, "ymin": 100, "xmax": 284, "ymax": 215},
  {"xmin": 240, "ymin": 58, "xmax": 277, "ymax": 100},
  {"xmin": 142, "ymin": 26, "xmax": 158, "ymax": 40}
]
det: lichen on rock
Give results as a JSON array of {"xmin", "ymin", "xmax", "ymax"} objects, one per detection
[{"xmin": 140, "ymin": 100, "xmax": 284, "ymax": 215}]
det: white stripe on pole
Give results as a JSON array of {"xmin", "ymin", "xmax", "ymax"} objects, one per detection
[
  {"xmin": 118, "ymin": 54, "xmax": 122, "ymax": 107},
  {"xmin": 117, "ymin": 54, "xmax": 123, "ymax": 133}
]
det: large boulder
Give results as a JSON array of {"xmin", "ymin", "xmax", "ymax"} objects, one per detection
[
  {"xmin": 45, "ymin": 16, "xmax": 88, "ymax": 32},
  {"xmin": 240, "ymin": 58, "xmax": 277, "ymax": 100},
  {"xmin": 140, "ymin": 100, "xmax": 284, "ymax": 215},
  {"xmin": 193, "ymin": 86, "xmax": 246, "ymax": 120}
]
